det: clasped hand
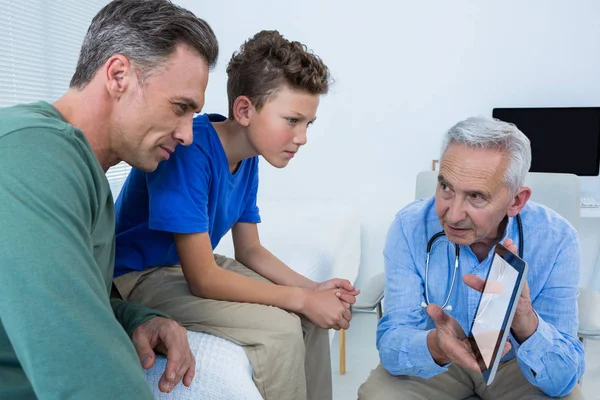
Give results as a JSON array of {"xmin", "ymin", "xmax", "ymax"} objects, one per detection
[{"xmin": 302, "ymin": 278, "xmax": 360, "ymax": 330}]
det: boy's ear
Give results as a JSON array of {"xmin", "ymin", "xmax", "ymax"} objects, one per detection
[{"xmin": 232, "ymin": 96, "xmax": 253, "ymax": 127}]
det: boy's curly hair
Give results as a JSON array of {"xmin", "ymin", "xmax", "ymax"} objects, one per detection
[{"xmin": 226, "ymin": 30, "xmax": 330, "ymax": 118}]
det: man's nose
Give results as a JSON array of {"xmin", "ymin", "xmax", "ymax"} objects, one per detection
[
  {"xmin": 173, "ymin": 117, "xmax": 194, "ymax": 146},
  {"xmin": 446, "ymin": 199, "xmax": 467, "ymax": 224}
]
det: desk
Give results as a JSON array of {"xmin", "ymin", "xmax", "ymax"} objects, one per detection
[
  {"xmin": 581, "ymin": 207, "xmax": 600, "ymax": 219},
  {"xmin": 580, "ymin": 207, "xmax": 600, "ymax": 290}
]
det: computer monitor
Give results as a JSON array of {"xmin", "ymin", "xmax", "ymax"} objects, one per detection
[{"xmin": 492, "ymin": 107, "xmax": 600, "ymax": 176}]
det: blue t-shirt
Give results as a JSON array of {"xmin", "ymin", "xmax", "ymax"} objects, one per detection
[{"xmin": 113, "ymin": 113, "xmax": 260, "ymax": 277}]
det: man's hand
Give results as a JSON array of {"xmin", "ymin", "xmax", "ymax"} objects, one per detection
[
  {"xmin": 314, "ymin": 278, "xmax": 360, "ymax": 307},
  {"xmin": 426, "ymin": 304, "xmax": 481, "ymax": 372},
  {"xmin": 427, "ymin": 304, "xmax": 512, "ymax": 372},
  {"xmin": 300, "ymin": 289, "xmax": 352, "ymax": 330},
  {"xmin": 463, "ymin": 238, "xmax": 539, "ymax": 344},
  {"xmin": 131, "ymin": 317, "xmax": 195, "ymax": 393}
]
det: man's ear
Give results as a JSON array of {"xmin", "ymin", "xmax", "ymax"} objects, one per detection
[
  {"xmin": 104, "ymin": 54, "xmax": 133, "ymax": 99},
  {"xmin": 232, "ymin": 96, "xmax": 253, "ymax": 127},
  {"xmin": 507, "ymin": 186, "xmax": 532, "ymax": 217}
]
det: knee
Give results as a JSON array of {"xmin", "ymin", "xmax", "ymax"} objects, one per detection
[
  {"xmin": 358, "ymin": 379, "xmax": 388, "ymax": 400},
  {"xmin": 304, "ymin": 319, "xmax": 330, "ymax": 344},
  {"xmin": 357, "ymin": 365, "xmax": 397, "ymax": 400},
  {"xmin": 267, "ymin": 308, "xmax": 304, "ymax": 348}
]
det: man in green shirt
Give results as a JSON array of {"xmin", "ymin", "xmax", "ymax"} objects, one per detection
[{"xmin": 0, "ymin": 1, "xmax": 218, "ymax": 398}]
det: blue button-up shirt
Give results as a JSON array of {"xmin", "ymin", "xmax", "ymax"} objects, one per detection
[{"xmin": 378, "ymin": 197, "xmax": 585, "ymax": 397}]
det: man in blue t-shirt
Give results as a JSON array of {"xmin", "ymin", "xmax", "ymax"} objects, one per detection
[{"xmin": 114, "ymin": 30, "xmax": 359, "ymax": 400}]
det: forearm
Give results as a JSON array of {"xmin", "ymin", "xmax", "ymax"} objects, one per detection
[
  {"xmin": 515, "ymin": 314, "xmax": 584, "ymax": 397},
  {"xmin": 235, "ymin": 244, "xmax": 317, "ymax": 289},
  {"xmin": 110, "ymin": 298, "xmax": 171, "ymax": 337},
  {"xmin": 1, "ymin": 260, "xmax": 155, "ymax": 398},
  {"xmin": 377, "ymin": 317, "xmax": 447, "ymax": 378},
  {"xmin": 518, "ymin": 236, "xmax": 584, "ymax": 397},
  {"xmin": 178, "ymin": 232, "xmax": 313, "ymax": 312},
  {"xmin": 189, "ymin": 263, "xmax": 308, "ymax": 312}
]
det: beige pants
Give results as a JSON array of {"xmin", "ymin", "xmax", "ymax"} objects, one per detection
[
  {"xmin": 358, "ymin": 360, "xmax": 584, "ymax": 400},
  {"xmin": 114, "ymin": 255, "xmax": 331, "ymax": 400}
]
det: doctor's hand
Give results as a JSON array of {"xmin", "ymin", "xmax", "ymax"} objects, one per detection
[
  {"xmin": 426, "ymin": 304, "xmax": 481, "ymax": 372},
  {"xmin": 301, "ymin": 288, "xmax": 352, "ymax": 330},
  {"xmin": 314, "ymin": 278, "xmax": 360, "ymax": 307},
  {"xmin": 463, "ymin": 238, "xmax": 538, "ymax": 344},
  {"xmin": 131, "ymin": 317, "xmax": 195, "ymax": 393},
  {"xmin": 426, "ymin": 304, "xmax": 513, "ymax": 372},
  {"xmin": 501, "ymin": 238, "xmax": 518, "ymax": 255}
]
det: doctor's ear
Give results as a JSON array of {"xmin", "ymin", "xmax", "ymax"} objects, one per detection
[{"xmin": 507, "ymin": 187, "xmax": 532, "ymax": 217}]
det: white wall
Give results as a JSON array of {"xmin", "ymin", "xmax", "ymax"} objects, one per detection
[{"xmin": 176, "ymin": 0, "xmax": 600, "ymax": 286}]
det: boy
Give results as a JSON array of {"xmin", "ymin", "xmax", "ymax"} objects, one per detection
[{"xmin": 113, "ymin": 30, "xmax": 359, "ymax": 400}]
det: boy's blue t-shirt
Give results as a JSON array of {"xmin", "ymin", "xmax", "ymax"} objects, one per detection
[{"xmin": 113, "ymin": 113, "xmax": 260, "ymax": 277}]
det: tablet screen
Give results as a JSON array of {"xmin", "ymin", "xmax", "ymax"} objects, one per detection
[{"xmin": 471, "ymin": 254, "xmax": 519, "ymax": 369}]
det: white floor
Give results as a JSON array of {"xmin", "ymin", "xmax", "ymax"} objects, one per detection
[{"xmin": 330, "ymin": 312, "xmax": 600, "ymax": 400}]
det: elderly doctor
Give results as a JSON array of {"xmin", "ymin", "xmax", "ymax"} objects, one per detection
[{"xmin": 358, "ymin": 116, "xmax": 584, "ymax": 399}]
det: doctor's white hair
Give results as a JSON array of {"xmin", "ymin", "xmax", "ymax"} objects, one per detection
[{"xmin": 440, "ymin": 116, "xmax": 532, "ymax": 194}]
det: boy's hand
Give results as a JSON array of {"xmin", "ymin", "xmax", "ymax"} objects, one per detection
[
  {"xmin": 314, "ymin": 278, "xmax": 360, "ymax": 307},
  {"xmin": 300, "ymin": 289, "xmax": 352, "ymax": 330}
]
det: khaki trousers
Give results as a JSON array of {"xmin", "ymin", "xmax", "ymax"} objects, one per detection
[
  {"xmin": 358, "ymin": 360, "xmax": 584, "ymax": 400},
  {"xmin": 114, "ymin": 255, "xmax": 331, "ymax": 400}
]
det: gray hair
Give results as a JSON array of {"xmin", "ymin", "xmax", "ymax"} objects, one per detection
[
  {"xmin": 440, "ymin": 116, "xmax": 532, "ymax": 193},
  {"xmin": 70, "ymin": 0, "xmax": 218, "ymax": 89}
]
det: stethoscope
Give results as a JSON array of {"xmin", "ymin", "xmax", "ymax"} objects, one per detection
[{"xmin": 420, "ymin": 214, "xmax": 524, "ymax": 311}]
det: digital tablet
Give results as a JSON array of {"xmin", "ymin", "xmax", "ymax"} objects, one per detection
[{"xmin": 468, "ymin": 242, "xmax": 528, "ymax": 385}]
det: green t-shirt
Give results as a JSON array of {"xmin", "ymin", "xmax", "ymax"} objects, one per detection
[{"xmin": 0, "ymin": 102, "xmax": 162, "ymax": 399}]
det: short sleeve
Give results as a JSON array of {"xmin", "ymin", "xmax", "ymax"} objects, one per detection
[
  {"xmin": 147, "ymin": 144, "xmax": 211, "ymax": 234},
  {"xmin": 238, "ymin": 159, "xmax": 260, "ymax": 223}
]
